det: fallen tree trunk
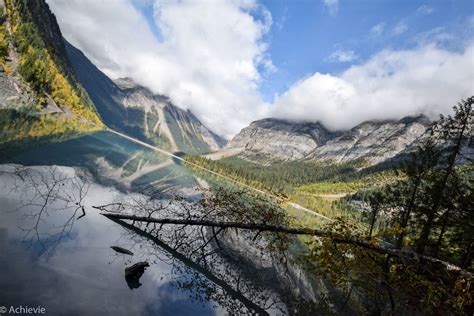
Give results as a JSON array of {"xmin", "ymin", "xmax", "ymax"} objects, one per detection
[{"xmin": 97, "ymin": 210, "xmax": 472, "ymax": 278}]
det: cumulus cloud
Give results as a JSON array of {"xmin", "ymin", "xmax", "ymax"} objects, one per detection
[
  {"xmin": 322, "ymin": 0, "xmax": 339, "ymax": 16},
  {"xmin": 47, "ymin": 0, "xmax": 473, "ymax": 138},
  {"xmin": 326, "ymin": 49, "xmax": 358, "ymax": 63},
  {"xmin": 272, "ymin": 43, "xmax": 474, "ymax": 131},
  {"xmin": 47, "ymin": 0, "xmax": 272, "ymax": 138}
]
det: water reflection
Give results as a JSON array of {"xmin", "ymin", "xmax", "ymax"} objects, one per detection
[
  {"xmin": 110, "ymin": 216, "xmax": 279, "ymax": 315},
  {"xmin": 0, "ymin": 131, "xmax": 201, "ymax": 197},
  {"xmin": 0, "ymin": 163, "xmax": 302, "ymax": 315},
  {"xmin": 0, "ymin": 165, "xmax": 216, "ymax": 315},
  {"xmin": 0, "ymin": 129, "xmax": 322, "ymax": 314}
]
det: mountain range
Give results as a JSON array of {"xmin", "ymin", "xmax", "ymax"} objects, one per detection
[
  {"xmin": 223, "ymin": 115, "xmax": 431, "ymax": 165},
  {"xmin": 0, "ymin": 0, "xmax": 433, "ymax": 167}
]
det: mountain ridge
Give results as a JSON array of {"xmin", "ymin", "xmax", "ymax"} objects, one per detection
[
  {"xmin": 64, "ymin": 41, "xmax": 226, "ymax": 154},
  {"xmin": 0, "ymin": 0, "xmax": 434, "ymax": 167},
  {"xmin": 224, "ymin": 115, "xmax": 431, "ymax": 165}
]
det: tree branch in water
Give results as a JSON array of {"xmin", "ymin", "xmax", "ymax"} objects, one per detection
[{"xmin": 96, "ymin": 210, "xmax": 472, "ymax": 279}]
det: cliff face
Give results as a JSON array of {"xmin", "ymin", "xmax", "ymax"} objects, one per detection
[
  {"xmin": 115, "ymin": 78, "xmax": 226, "ymax": 153},
  {"xmin": 310, "ymin": 116, "xmax": 431, "ymax": 164},
  {"xmin": 12, "ymin": 0, "xmax": 98, "ymax": 113},
  {"xmin": 65, "ymin": 42, "xmax": 225, "ymax": 154},
  {"xmin": 226, "ymin": 118, "xmax": 337, "ymax": 160},
  {"xmin": 226, "ymin": 116, "xmax": 431, "ymax": 164}
]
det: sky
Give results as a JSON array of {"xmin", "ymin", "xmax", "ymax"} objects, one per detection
[{"xmin": 46, "ymin": 0, "xmax": 474, "ymax": 138}]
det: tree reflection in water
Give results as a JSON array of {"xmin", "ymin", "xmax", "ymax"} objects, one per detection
[
  {"xmin": 2, "ymin": 165, "xmax": 89, "ymax": 255},
  {"xmin": 98, "ymin": 189, "xmax": 322, "ymax": 315},
  {"xmin": 1, "ymin": 164, "xmax": 320, "ymax": 315}
]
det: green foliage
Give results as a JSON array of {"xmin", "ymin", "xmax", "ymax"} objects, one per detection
[
  {"xmin": 0, "ymin": 26, "xmax": 8, "ymax": 61},
  {"xmin": 185, "ymin": 155, "xmax": 367, "ymax": 195},
  {"xmin": 298, "ymin": 181, "xmax": 364, "ymax": 194},
  {"xmin": 186, "ymin": 98, "xmax": 473, "ymax": 314},
  {"xmin": 365, "ymin": 98, "xmax": 473, "ymax": 268},
  {"xmin": 306, "ymin": 219, "xmax": 472, "ymax": 314},
  {"xmin": 4, "ymin": 0, "xmax": 102, "ymax": 125},
  {"xmin": 0, "ymin": 108, "xmax": 99, "ymax": 145},
  {"xmin": 0, "ymin": 5, "xmax": 10, "ymax": 63}
]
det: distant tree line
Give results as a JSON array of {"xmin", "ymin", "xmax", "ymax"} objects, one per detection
[{"xmin": 185, "ymin": 155, "xmax": 366, "ymax": 196}]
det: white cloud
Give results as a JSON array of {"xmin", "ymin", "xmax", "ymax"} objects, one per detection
[
  {"xmin": 47, "ymin": 0, "xmax": 473, "ymax": 138},
  {"xmin": 322, "ymin": 0, "xmax": 339, "ymax": 16},
  {"xmin": 326, "ymin": 49, "xmax": 357, "ymax": 63},
  {"xmin": 47, "ymin": 0, "xmax": 272, "ymax": 139},
  {"xmin": 370, "ymin": 22, "xmax": 385, "ymax": 36},
  {"xmin": 417, "ymin": 5, "xmax": 435, "ymax": 15},
  {"xmin": 272, "ymin": 43, "xmax": 474, "ymax": 131},
  {"xmin": 393, "ymin": 21, "xmax": 409, "ymax": 35}
]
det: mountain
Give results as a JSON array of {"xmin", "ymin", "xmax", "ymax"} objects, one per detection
[
  {"xmin": 0, "ymin": 0, "xmax": 103, "ymax": 145},
  {"xmin": 0, "ymin": 0, "xmax": 225, "ymax": 155},
  {"xmin": 225, "ymin": 115, "xmax": 431, "ymax": 165},
  {"xmin": 0, "ymin": 0, "xmax": 429, "ymax": 165},
  {"xmin": 64, "ymin": 42, "xmax": 226, "ymax": 154},
  {"xmin": 310, "ymin": 115, "xmax": 431, "ymax": 164},
  {"xmin": 226, "ymin": 118, "xmax": 338, "ymax": 160}
]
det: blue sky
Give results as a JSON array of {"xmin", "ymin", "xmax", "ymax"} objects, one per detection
[
  {"xmin": 50, "ymin": 0, "xmax": 474, "ymax": 137},
  {"xmin": 132, "ymin": 0, "xmax": 474, "ymax": 102},
  {"xmin": 259, "ymin": 0, "xmax": 473, "ymax": 100}
]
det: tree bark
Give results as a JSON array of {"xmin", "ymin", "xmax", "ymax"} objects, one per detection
[
  {"xmin": 396, "ymin": 175, "xmax": 421, "ymax": 249},
  {"xmin": 433, "ymin": 209, "xmax": 450, "ymax": 257},
  {"xmin": 368, "ymin": 205, "xmax": 379, "ymax": 238}
]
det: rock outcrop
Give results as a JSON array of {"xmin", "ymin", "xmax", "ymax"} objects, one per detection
[
  {"xmin": 226, "ymin": 118, "xmax": 337, "ymax": 160},
  {"xmin": 310, "ymin": 115, "xmax": 431, "ymax": 164}
]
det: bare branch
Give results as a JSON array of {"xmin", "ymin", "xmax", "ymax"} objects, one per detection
[{"xmin": 98, "ymin": 211, "xmax": 472, "ymax": 278}]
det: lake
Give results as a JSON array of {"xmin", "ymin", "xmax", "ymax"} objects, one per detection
[{"xmin": 0, "ymin": 132, "xmax": 316, "ymax": 315}]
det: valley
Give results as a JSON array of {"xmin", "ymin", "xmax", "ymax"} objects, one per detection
[{"xmin": 0, "ymin": 0, "xmax": 472, "ymax": 315}]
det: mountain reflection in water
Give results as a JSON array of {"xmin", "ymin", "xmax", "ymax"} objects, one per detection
[
  {"xmin": 0, "ymin": 165, "xmax": 219, "ymax": 315},
  {"xmin": 0, "ymin": 165, "xmax": 287, "ymax": 315}
]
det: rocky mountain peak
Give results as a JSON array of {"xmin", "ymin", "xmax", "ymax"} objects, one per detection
[
  {"xmin": 227, "ymin": 118, "xmax": 337, "ymax": 160},
  {"xmin": 309, "ymin": 115, "xmax": 431, "ymax": 164},
  {"xmin": 226, "ymin": 115, "xmax": 432, "ymax": 164}
]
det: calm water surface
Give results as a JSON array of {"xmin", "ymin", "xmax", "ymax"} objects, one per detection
[{"xmin": 0, "ymin": 166, "xmax": 219, "ymax": 315}]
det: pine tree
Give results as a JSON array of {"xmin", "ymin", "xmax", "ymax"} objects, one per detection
[{"xmin": 416, "ymin": 97, "xmax": 473, "ymax": 255}]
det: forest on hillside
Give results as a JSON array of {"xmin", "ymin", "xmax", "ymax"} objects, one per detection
[{"xmin": 182, "ymin": 98, "xmax": 473, "ymax": 314}]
